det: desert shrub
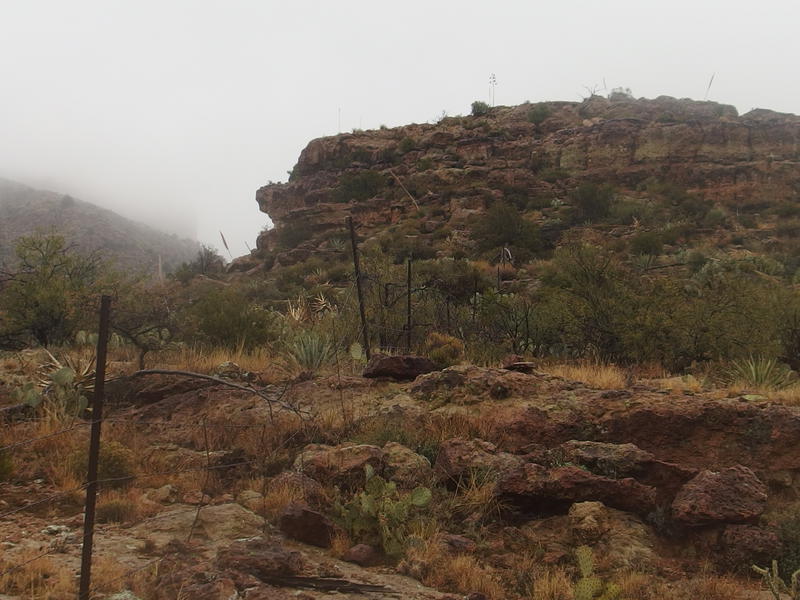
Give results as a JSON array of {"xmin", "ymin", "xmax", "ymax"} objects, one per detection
[
  {"xmin": 775, "ymin": 509, "xmax": 800, "ymax": 577},
  {"xmin": 421, "ymin": 332, "xmax": 465, "ymax": 368},
  {"xmin": 527, "ymin": 104, "xmax": 551, "ymax": 124},
  {"xmin": 70, "ymin": 441, "xmax": 135, "ymax": 489},
  {"xmin": 470, "ymin": 201, "xmax": 541, "ymax": 257},
  {"xmin": 471, "ymin": 101, "xmax": 490, "ymax": 116},
  {"xmin": 703, "ymin": 208, "xmax": 729, "ymax": 228},
  {"xmin": 0, "ymin": 451, "xmax": 12, "ymax": 482},
  {"xmin": 777, "ymin": 219, "xmax": 800, "ymax": 238},
  {"xmin": 630, "ymin": 231, "xmax": 663, "ymax": 256},
  {"xmin": 399, "ymin": 137, "xmax": 416, "ymax": 154},
  {"xmin": 738, "ymin": 213, "xmax": 758, "ymax": 228},
  {"xmin": 181, "ymin": 286, "xmax": 278, "ymax": 350},
  {"xmin": 276, "ymin": 222, "xmax": 313, "ymax": 249},
  {"xmin": 570, "ymin": 183, "xmax": 615, "ymax": 222},
  {"xmin": 333, "ymin": 171, "xmax": 386, "ymax": 203},
  {"xmin": 774, "ymin": 202, "xmax": 800, "ymax": 219},
  {"xmin": 539, "ymin": 167, "xmax": 570, "ymax": 182}
]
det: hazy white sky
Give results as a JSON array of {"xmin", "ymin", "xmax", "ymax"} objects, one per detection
[{"xmin": 1, "ymin": 0, "xmax": 798, "ymax": 256}]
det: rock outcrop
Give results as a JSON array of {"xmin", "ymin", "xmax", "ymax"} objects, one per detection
[{"xmin": 252, "ymin": 96, "xmax": 800, "ymax": 268}]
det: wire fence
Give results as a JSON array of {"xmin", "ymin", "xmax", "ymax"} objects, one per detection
[{"xmin": 0, "ymin": 376, "xmax": 309, "ymax": 599}]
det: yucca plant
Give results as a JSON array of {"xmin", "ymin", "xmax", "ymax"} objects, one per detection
[
  {"xmin": 283, "ymin": 330, "xmax": 335, "ymax": 372},
  {"xmin": 726, "ymin": 356, "xmax": 796, "ymax": 390}
]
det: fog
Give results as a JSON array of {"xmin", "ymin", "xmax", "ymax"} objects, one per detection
[{"xmin": 1, "ymin": 0, "xmax": 797, "ymax": 257}]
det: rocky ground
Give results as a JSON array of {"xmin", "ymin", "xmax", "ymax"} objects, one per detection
[{"xmin": 3, "ymin": 357, "xmax": 798, "ymax": 598}]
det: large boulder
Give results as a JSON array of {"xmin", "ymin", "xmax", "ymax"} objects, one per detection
[
  {"xmin": 383, "ymin": 442, "xmax": 433, "ymax": 488},
  {"xmin": 558, "ymin": 440, "xmax": 696, "ymax": 502},
  {"xmin": 671, "ymin": 465, "xmax": 767, "ymax": 526},
  {"xmin": 718, "ymin": 524, "xmax": 782, "ymax": 572},
  {"xmin": 568, "ymin": 501, "xmax": 658, "ymax": 570},
  {"xmin": 217, "ymin": 537, "xmax": 307, "ymax": 579},
  {"xmin": 266, "ymin": 471, "xmax": 328, "ymax": 509},
  {"xmin": 434, "ymin": 438, "xmax": 524, "ymax": 483},
  {"xmin": 278, "ymin": 503, "xmax": 341, "ymax": 548},
  {"xmin": 293, "ymin": 443, "xmax": 384, "ymax": 488},
  {"xmin": 362, "ymin": 354, "xmax": 437, "ymax": 381},
  {"xmin": 498, "ymin": 464, "xmax": 657, "ymax": 516}
]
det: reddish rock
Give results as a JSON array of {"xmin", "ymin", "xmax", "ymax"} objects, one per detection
[
  {"xmin": 718, "ymin": 525, "xmax": 782, "ymax": 572},
  {"xmin": 498, "ymin": 464, "xmax": 657, "ymax": 515},
  {"xmin": 558, "ymin": 440, "xmax": 696, "ymax": 501},
  {"xmin": 342, "ymin": 543, "xmax": 382, "ymax": 566},
  {"xmin": 434, "ymin": 438, "xmax": 524, "ymax": 483},
  {"xmin": 278, "ymin": 503, "xmax": 341, "ymax": 548},
  {"xmin": 217, "ymin": 537, "xmax": 307, "ymax": 579},
  {"xmin": 362, "ymin": 354, "xmax": 437, "ymax": 381},
  {"xmin": 267, "ymin": 471, "xmax": 328, "ymax": 508},
  {"xmin": 293, "ymin": 443, "xmax": 384, "ymax": 488},
  {"xmin": 672, "ymin": 465, "xmax": 767, "ymax": 526}
]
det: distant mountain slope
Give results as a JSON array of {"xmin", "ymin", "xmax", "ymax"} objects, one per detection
[{"xmin": 0, "ymin": 179, "xmax": 200, "ymax": 273}]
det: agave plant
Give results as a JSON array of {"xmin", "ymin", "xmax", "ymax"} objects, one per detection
[
  {"xmin": 283, "ymin": 330, "xmax": 335, "ymax": 372},
  {"xmin": 726, "ymin": 356, "xmax": 796, "ymax": 391}
]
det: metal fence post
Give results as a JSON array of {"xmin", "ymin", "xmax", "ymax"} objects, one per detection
[{"xmin": 78, "ymin": 295, "xmax": 112, "ymax": 600}]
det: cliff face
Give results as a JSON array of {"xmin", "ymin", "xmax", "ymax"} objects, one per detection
[{"xmin": 251, "ymin": 95, "xmax": 800, "ymax": 269}]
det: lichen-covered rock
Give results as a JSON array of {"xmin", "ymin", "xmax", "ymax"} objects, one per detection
[
  {"xmin": 382, "ymin": 442, "xmax": 432, "ymax": 488},
  {"xmin": 434, "ymin": 438, "xmax": 524, "ymax": 483},
  {"xmin": 567, "ymin": 501, "xmax": 658, "ymax": 570},
  {"xmin": 293, "ymin": 443, "xmax": 384, "ymax": 488},
  {"xmin": 267, "ymin": 471, "xmax": 328, "ymax": 508},
  {"xmin": 671, "ymin": 465, "xmax": 767, "ymax": 525}
]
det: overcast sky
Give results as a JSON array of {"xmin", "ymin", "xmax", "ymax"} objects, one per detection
[{"xmin": 1, "ymin": 0, "xmax": 797, "ymax": 257}]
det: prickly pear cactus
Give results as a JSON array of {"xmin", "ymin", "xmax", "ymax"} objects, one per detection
[{"xmin": 572, "ymin": 546, "xmax": 621, "ymax": 600}]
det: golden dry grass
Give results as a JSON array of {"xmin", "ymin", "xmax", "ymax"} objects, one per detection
[
  {"xmin": 546, "ymin": 362, "xmax": 629, "ymax": 389},
  {"xmin": 402, "ymin": 537, "xmax": 505, "ymax": 599},
  {"xmin": 529, "ymin": 566, "xmax": 573, "ymax": 600}
]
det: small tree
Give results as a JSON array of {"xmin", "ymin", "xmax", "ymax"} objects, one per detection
[
  {"xmin": 0, "ymin": 233, "xmax": 106, "ymax": 347},
  {"xmin": 471, "ymin": 101, "xmax": 490, "ymax": 116},
  {"xmin": 112, "ymin": 281, "xmax": 179, "ymax": 369}
]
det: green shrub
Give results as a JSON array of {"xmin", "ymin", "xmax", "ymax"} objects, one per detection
[
  {"xmin": 527, "ymin": 104, "xmax": 551, "ymax": 124},
  {"xmin": 276, "ymin": 222, "xmax": 314, "ymax": 249},
  {"xmin": 629, "ymin": 232, "xmax": 663, "ymax": 256},
  {"xmin": 570, "ymin": 183, "xmax": 615, "ymax": 222},
  {"xmin": 471, "ymin": 101, "xmax": 490, "ymax": 116},
  {"xmin": 539, "ymin": 167, "xmax": 570, "ymax": 182},
  {"xmin": 421, "ymin": 332, "xmax": 465, "ymax": 368},
  {"xmin": 70, "ymin": 441, "xmax": 135, "ymax": 489},
  {"xmin": 398, "ymin": 137, "xmax": 416, "ymax": 154},
  {"xmin": 333, "ymin": 171, "xmax": 386, "ymax": 203},
  {"xmin": 0, "ymin": 451, "xmax": 12, "ymax": 482},
  {"xmin": 182, "ymin": 287, "xmax": 278, "ymax": 350},
  {"xmin": 470, "ymin": 201, "xmax": 542, "ymax": 256}
]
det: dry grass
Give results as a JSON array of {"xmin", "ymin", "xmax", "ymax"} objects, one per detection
[
  {"xmin": 148, "ymin": 345, "xmax": 280, "ymax": 379},
  {"xmin": 529, "ymin": 566, "xmax": 573, "ymax": 600},
  {"xmin": 402, "ymin": 537, "xmax": 505, "ymax": 599},
  {"xmin": 763, "ymin": 384, "xmax": 800, "ymax": 406},
  {"xmin": 440, "ymin": 471, "xmax": 504, "ymax": 524},
  {"xmin": 546, "ymin": 362, "xmax": 629, "ymax": 389}
]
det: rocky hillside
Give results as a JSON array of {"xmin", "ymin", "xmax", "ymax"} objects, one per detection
[
  {"xmin": 245, "ymin": 95, "xmax": 800, "ymax": 272},
  {"xmin": 0, "ymin": 179, "xmax": 200, "ymax": 274}
]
